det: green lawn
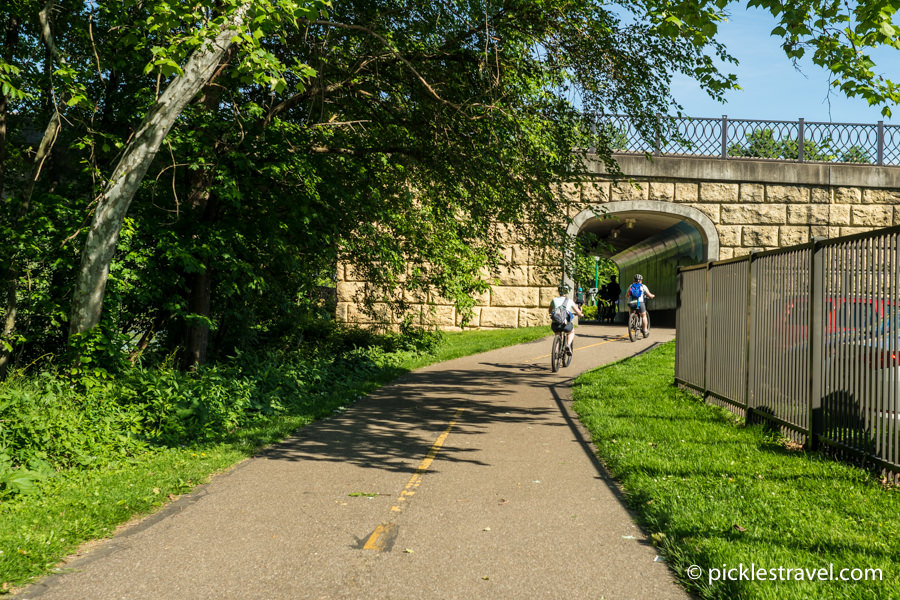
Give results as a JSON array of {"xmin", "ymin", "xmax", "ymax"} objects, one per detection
[
  {"xmin": 572, "ymin": 341, "xmax": 900, "ymax": 600},
  {"xmin": 403, "ymin": 326, "xmax": 552, "ymax": 369},
  {"xmin": 0, "ymin": 326, "xmax": 549, "ymax": 593}
]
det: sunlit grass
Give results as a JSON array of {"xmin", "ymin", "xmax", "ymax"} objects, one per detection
[
  {"xmin": 401, "ymin": 326, "xmax": 549, "ymax": 369},
  {"xmin": 572, "ymin": 341, "xmax": 900, "ymax": 600}
]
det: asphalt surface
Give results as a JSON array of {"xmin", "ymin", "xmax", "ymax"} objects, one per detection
[{"xmin": 19, "ymin": 324, "xmax": 687, "ymax": 600}]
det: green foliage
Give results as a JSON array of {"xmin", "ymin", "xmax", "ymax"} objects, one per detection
[
  {"xmin": 569, "ymin": 230, "xmax": 618, "ymax": 293},
  {"xmin": 66, "ymin": 326, "xmax": 133, "ymax": 376},
  {"xmin": 781, "ymin": 137, "xmax": 835, "ymax": 161},
  {"xmin": 0, "ymin": 60, "xmax": 30, "ymax": 101},
  {"xmin": 726, "ymin": 127, "xmax": 875, "ymax": 162},
  {"xmin": 841, "ymin": 145, "xmax": 872, "ymax": 163},
  {"xmin": 0, "ymin": 453, "xmax": 54, "ymax": 500},
  {"xmin": 0, "ymin": 372, "xmax": 148, "ymax": 471},
  {"xmin": 748, "ymin": 0, "xmax": 900, "ymax": 117},
  {"xmin": 597, "ymin": 123, "xmax": 630, "ymax": 152},
  {"xmin": 570, "ymin": 233, "xmax": 599, "ymax": 289},
  {"xmin": 0, "ymin": 322, "xmax": 445, "ymax": 476}
]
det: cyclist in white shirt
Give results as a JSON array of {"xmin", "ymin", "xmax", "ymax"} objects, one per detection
[{"xmin": 549, "ymin": 283, "xmax": 584, "ymax": 354}]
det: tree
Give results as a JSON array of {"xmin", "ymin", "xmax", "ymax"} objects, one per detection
[
  {"xmin": 68, "ymin": 0, "xmax": 330, "ymax": 338},
  {"xmin": 727, "ymin": 127, "xmax": 835, "ymax": 160},
  {"xmin": 749, "ymin": 0, "xmax": 900, "ymax": 117}
]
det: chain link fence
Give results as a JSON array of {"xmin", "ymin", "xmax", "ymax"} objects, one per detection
[
  {"xmin": 676, "ymin": 227, "xmax": 900, "ymax": 475},
  {"xmin": 599, "ymin": 115, "xmax": 900, "ymax": 166}
]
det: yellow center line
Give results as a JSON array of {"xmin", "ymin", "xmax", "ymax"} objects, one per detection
[
  {"xmin": 526, "ymin": 334, "xmax": 629, "ymax": 362},
  {"xmin": 363, "ymin": 407, "xmax": 466, "ymax": 551}
]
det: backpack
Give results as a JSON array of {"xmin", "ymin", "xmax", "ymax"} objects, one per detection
[
  {"xmin": 550, "ymin": 303, "xmax": 569, "ymax": 330},
  {"xmin": 629, "ymin": 282, "xmax": 643, "ymax": 301}
]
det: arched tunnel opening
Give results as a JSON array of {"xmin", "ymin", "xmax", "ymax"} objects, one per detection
[{"xmin": 573, "ymin": 208, "xmax": 712, "ymax": 326}]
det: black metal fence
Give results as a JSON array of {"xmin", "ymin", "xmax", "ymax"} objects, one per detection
[
  {"xmin": 599, "ymin": 114, "xmax": 900, "ymax": 166},
  {"xmin": 676, "ymin": 227, "xmax": 900, "ymax": 474}
]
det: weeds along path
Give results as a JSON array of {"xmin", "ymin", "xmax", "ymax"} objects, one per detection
[{"xmin": 20, "ymin": 324, "xmax": 684, "ymax": 600}]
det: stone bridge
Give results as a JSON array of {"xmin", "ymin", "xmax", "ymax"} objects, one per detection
[{"xmin": 336, "ymin": 153, "xmax": 900, "ymax": 330}]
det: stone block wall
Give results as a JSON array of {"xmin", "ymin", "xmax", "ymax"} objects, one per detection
[
  {"xmin": 565, "ymin": 181, "xmax": 900, "ymax": 261},
  {"xmin": 336, "ymin": 248, "xmax": 563, "ymax": 331},
  {"xmin": 337, "ymin": 155, "xmax": 900, "ymax": 329},
  {"xmin": 592, "ymin": 155, "xmax": 900, "ymax": 261}
]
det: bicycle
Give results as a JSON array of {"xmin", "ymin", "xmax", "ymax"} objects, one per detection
[
  {"xmin": 627, "ymin": 301, "xmax": 650, "ymax": 342},
  {"xmin": 550, "ymin": 328, "xmax": 573, "ymax": 372}
]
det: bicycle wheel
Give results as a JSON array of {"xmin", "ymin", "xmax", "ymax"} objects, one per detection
[
  {"xmin": 563, "ymin": 339, "xmax": 573, "ymax": 367},
  {"xmin": 551, "ymin": 334, "xmax": 562, "ymax": 372},
  {"xmin": 628, "ymin": 312, "xmax": 639, "ymax": 342}
]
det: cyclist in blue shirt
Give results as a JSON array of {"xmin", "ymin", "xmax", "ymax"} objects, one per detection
[{"xmin": 626, "ymin": 274, "xmax": 655, "ymax": 334}]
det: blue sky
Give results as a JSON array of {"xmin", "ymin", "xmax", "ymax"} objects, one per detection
[{"xmin": 670, "ymin": 7, "xmax": 898, "ymax": 125}]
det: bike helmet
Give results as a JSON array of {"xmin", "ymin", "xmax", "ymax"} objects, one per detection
[
  {"xmin": 557, "ymin": 283, "xmax": 570, "ymax": 295},
  {"xmin": 634, "ymin": 274, "xmax": 643, "ymax": 282}
]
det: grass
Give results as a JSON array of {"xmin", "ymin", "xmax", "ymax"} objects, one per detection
[
  {"xmin": 0, "ymin": 326, "xmax": 549, "ymax": 593},
  {"xmin": 572, "ymin": 341, "xmax": 900, "ymax": 600},
  {"xmin": 401, "ymin": 326, "xmax": 552, "ymax": 369}
]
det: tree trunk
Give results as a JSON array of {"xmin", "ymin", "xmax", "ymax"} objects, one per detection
[
  {"xmin": 179, "ymin": 50, "xmax": 234, "ymax": 371},
  {"xmin": 183, "ymin": 267, "xmax": 213, "ymax": 369},
  {"xmin": 181, "ymin": 175, "xmax": 219, "ymax": 370},
  {"xmin": 0, "ymin": 91, "xmax": 7, "ymax": 205},
  {"xmin": 0, "ymin": 276, "xmax": 16, "ymax": 378},
  {"xmin": 68, "ymin": 5, "xmax": 248, "ymax": 337},
  {"xmin": 0, "ymin": 90, "xmax": 6, "ymax": 204},
  {"xmin": 128, "ymin": 312, "xmax": 166, "ymax": 364}
]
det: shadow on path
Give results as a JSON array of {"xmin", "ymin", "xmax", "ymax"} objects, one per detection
[{"xmin": 261, "ymin": 364, "xmax": 565, "ymax": 473}]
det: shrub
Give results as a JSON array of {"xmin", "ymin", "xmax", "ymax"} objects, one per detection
[
  {"xmin": 0, "ymin": 373, "xmax": 148, "ymax": 472},
  {"xmin": 0, "ymin": 452, "xmax": 55, "ymax": 500},
  {"xmin": 0, "ymin": 325, "xmax": 443, "ymax": 480}
]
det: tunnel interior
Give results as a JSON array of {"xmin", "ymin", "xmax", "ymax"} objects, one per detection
[{"xmin": 575, "ymin": 210, "xmax": 709, "ymax": 324}]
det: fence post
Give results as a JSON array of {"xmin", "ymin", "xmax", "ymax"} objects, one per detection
[
  {"xmin": 655, "ymin": 114, "xmax": 662, "ymax": 155},
  {"xmin": 675, "ymin": 268, "xmax": 681, "ymax": 379},
  {"xmin": 878, "ymin": 121, "xmax": 884, "ymax": 166},
  {"xmin": 721, "ymin": 115, "xmax": 728, "ymax": 159},
  {"xmin": 703, "ymin": 261, "xmax": 711, "ymax": 396},
  {"xmin": 744, "ymin": 252, "xmax": 756, "ymax": 424},
  {"xmin": 809, "ymin": 237, "xmax": 825, "ymax": 450},
  {"xmin": 798, "ymin": 118, "xmax": 805, "ymax": 162}
]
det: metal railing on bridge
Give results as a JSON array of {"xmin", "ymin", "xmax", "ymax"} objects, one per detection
[
  {"xmin": 675, "ymin": 227, "xmax": 900, "ymax": 475},
  {"xmin": 598, "ymin": 114, "xmax": 900, "ymax": 166}
]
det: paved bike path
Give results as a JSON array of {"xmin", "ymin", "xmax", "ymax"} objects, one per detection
[{"xmin": 21, "ymin": 324, "xmax": 687, "ymax": 600}]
